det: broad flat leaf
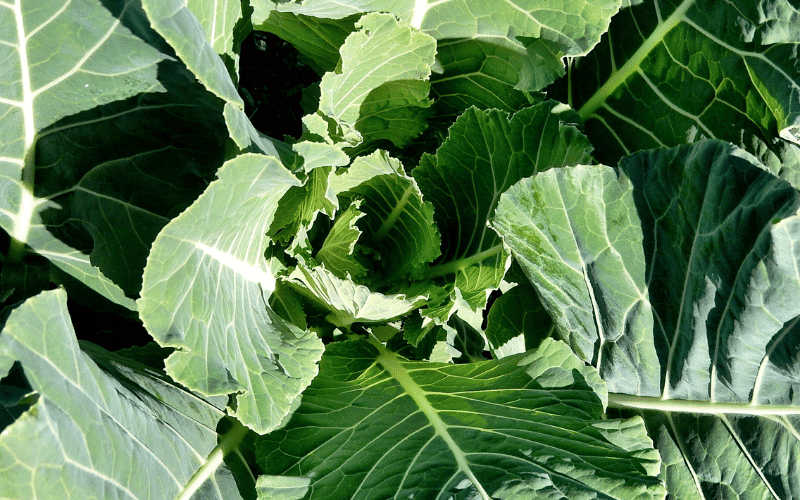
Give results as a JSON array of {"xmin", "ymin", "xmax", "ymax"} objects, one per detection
[
  {"xmin": 267, "ymin": 0, "xmax": 621, "ymax": 115},
  {"xmin": 0, "ymin": 289, "xmax": 249, "ymax": 500},
  {"xmin": 141, "ymin": 0, "xmax": 282, "ymax": 156},
  {"xmin": 495, "ymin": 140, "xmax": 800, "ymax": 498},
  {"xmin": 283, "ymin": 264, "xmax": 428, "ymax": 328},
  {"xmin": 492, "ymin": 163, "xmax": 660, "ymax": 395},
  {"xmin": 564, "ymin": 0, "xmax": 800, "ymax": 164},
  {"xmin": 414, "ymin": 101, "xmax": 593, "ymax": 316},
  {"xmin": 313, "ymin": 12, "xmax": 436, "ymax": 147},
  {"xmin": 256, "ymin": 337, "xmax": 665, "ymax": 499},
  {"xmin": 138, "ymin": 153, "xmax": 324, "ymax": 434},
  {"xmin": 337, "ymin": 153, "xmax": 440, "ymax": 282}
]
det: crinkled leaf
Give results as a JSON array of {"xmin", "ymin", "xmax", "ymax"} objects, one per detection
[
  {"xmin": 283, "ymin": 265, "xmax": 428, "ymax": 328},
  {"xmin": 315, "ymin": 200, "xmax": 368, "ymax": 280},
  {"xmin": 414, "ymin": 101, "xmax": 593, "ymax": 316},
  {"xmin": 256, "ymin": 337, "xmax": 664, "ymax": 499},
  {"xmin": 315, "ymin": 12, "xmax": 436, "ymax": 147},
  {"xmin": 495, "ymin": 140, "xmax": 800, "ymax": 498},
  {"xmin": 138, "ymin": 153, "xmax": 324, "ymax": 434},
  {"xmin": 0, "ymin": 289, "xmax": 249, "ymax": 500},
  {"xmin": 566, "ymin": 0, "xmax": 800, "ymax": 164},
  {"xmin": 338, "ymin": 153, "xmax": 440, "ymax": 282}
]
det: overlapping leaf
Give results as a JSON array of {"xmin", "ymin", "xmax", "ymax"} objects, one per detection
[
  {"xmin": 335, "ymin": 150, "xmax": 440, "ymax": 282},
  {"xmin": 0, "ymin": 0, "xmax": 183, "ymax": 310},
  {"xmin": 313, "ymin": 12, "xmax": 436, "ymax": 147},
  {"xmin": 494, "ymin": 140, "xmax": 800, "ymax": 498},
  {"xmin": 256, "ymin": 337, "xmax": 664, "ymax": 499},
  {"xmin": 563, "ymin": 0, "xmax": 800, "ymax": 165},
  {"xmin": 138, "ymin": 154, "xmax": 324, "ymax": 434},
  {"xmin": 0, "ymin": 289, "xmax": 249, "ymax": 500},
  {"xmin": 413, "ymin": 101, "xmax": 593, "ymax": 323},
  {"xmin": 141, "ymin": 0, "xmax": 283, "ymax": 156},
  {"xmin": 283, "ymin": 265, "xmax": 428, "ymax": 328},
  {"xmin": 262, "ymin": 0, "xmax": 621, "ymax": 116}
]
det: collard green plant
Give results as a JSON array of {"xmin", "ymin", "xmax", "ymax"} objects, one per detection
[{"xmin": 2, "ymin": 0, "xmax": 799, "ymax": 499}]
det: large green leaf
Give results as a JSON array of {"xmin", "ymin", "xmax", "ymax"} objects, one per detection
[
  {"xmin": 494, "ymin": 140, "xmax": 800, "ymax": 498},
  {"xmin": 256, "ymin": 337, "xmax": 665, "ymax": 499},
  {"xmin": 562, "ymin": 0, "xmax": 800, "ymax": 165},
  {"xmin": 0, "ymin": 289, "xmax": 250, "ymax": 500},
  {"xmin": 138, "ymin": 154, "xmax": 324, "ymax": 434},
  {"xmin": 492, "ymin": 163, "xmax": 659, "ymax": 394}
]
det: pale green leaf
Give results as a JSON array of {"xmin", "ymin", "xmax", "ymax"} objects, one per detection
[
  {"xmin": 315, "ymin": 12, "xmax": 436, "ymax": 147},
  {"xmin": 283, "ymin": 264, "xmax": 428, "ymax": 328},
  {"xmin": 255, "ymin": 337, "xmax": 665, "ymax": 499},
  {"xmin": 140, "ymin": 0, "xmax": 282, "ymax": 156},
  {"xmin": 492, "ymin": 163, "xmax": 660, "ymax": 395},
  {"xmin": 138, "ymin": 153, "xmax": 324, "ymax": 434},
  {"xmin": 315, "ymin": 200, "xmax": 368, "ymax": 279},
  {"xmin": 0, "ymin": 289, "xmax": 248, "ymax": 500},
  {"xmin": 337, "ymin": 154, "xmax": 440, "ymax": 282},
  {"xmin": 567, "ymin": 0, "xmax": 800, "ymax": 164}
]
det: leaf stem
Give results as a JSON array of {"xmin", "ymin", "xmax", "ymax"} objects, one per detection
[
  {"xmin": 423, "ymin": 244, "xmax": 504, "ymax": 279},
  {"xmin": 577, "ymin": 0, "xmax": 694, "ymax": 120},
  {"xmin": 608, "ymin": 393, "xmax": 800, "ymax": 415},
  {"xmin": 176, "ymin": 418, "xmax": 250, "ymax": 500},
  {"xmin": 368, "ymin": 335, "xmax": 491, "ymax": 500}
]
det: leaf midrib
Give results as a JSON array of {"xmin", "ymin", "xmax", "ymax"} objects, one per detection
[
  {"xmin": 369, "ymin": 336, "xmax": 491, "ymax": 500},
  {"xmin": 577, "ymin": 0, "xmax": 695, "ymax": 120}
]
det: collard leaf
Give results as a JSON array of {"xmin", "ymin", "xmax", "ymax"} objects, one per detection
[
  {"xmin": 268, "ymin": 0, "xmax": 621, "ymax": 115},
  {"xmin": 492, "ymin": 163, "xmax": 660, "ymax": 395},
  {"xmin": 0, "ymin": 289, "xmax": 248, "ymax": 500},
  {"xmin": 337, "ymin": 152, "xmax": 440, "ymax": 282},
  {"xmin": 415, "ymin": 101, "xmax": 593, "ymax": 315},
  {"xmin": 141, "ymin": 0, "xmax": 282, "ymax": 156},
  {"xmin": 565, "ymin": 0, "xmax": 800, "ymax": 164},
  {"xmin": 138, "ymin": 154, "xmax": 324, "ymax": 434},
  {"xmin": 252, "ymin": 10, "xmax": 359, "ymax": 75},
  {"xmin": 256, "ymin": 337, "xmax": 665, "ymax": 499},
  {"xmin": 494, "ymin": 140, "xmax": 800, "ymax": 498},
  {"xmin": 283, "ymin": 265, "xmax": 428, "ymax": 328},
  {"xmin": 314, "ymin": 12, "xmax": 436, "ymax": 147},
  {"xmin": 31, "ymin": 61, "xmax": 228, "ymax": 297}
]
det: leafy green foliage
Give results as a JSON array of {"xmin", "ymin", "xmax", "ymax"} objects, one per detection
[{"xmin": 2, "ymin": 0, "xmax": 800, "ymax": 499}]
